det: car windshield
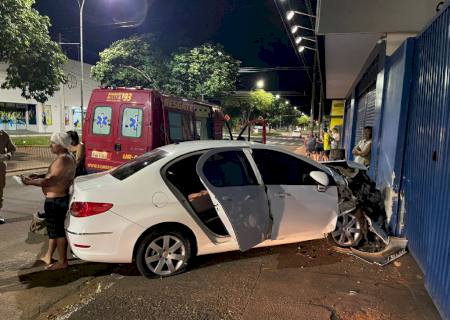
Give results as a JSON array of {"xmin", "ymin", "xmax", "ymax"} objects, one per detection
[{"xmin": 110, "ymin": 149, "xmax": 168, "ymax": 180}]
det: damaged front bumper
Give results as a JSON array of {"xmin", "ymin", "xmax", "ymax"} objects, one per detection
[{"xmin": 324, "ymin": 161, "xmax": 408, "ymax": 266}]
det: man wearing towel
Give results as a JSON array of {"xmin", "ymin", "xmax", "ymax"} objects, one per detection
[{"xmin": 22, "ymin": 132, "xmax": 76, "ymax": 270}]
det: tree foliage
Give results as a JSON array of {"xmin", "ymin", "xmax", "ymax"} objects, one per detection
[
  {"xmin": 166, "ymin": 43, "xmax": 240, "ymax": 99},
  {"xmin": 91, "ymin": 35, "xmax": 167, "ymax": 89},
  {"xmin": 297, "ymin": 114, "xmax": 310, "ymax": 126},
  {"xmin": 0, "ymin": 0, "xmax": 67, "ymax": 102},
  {"xmin": 249, "ymin": 89, "xmax": 275, "ymax": 118}
]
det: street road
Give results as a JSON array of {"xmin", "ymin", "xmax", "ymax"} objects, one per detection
[{"xmin": 0, "ymin": 174, "xmax": 46, "ymax": 278}]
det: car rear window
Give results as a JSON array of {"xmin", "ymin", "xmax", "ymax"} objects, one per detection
[
  {"xmin": 92, "ymin": 106, "xmax": 112, "ymax": 135},
  {"xmin": 110, "ymin": 149, "xmax": 168, "ymax": 180}
]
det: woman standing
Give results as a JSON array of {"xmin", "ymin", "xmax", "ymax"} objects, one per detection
[{"xmin": 67, "ymin": 131, "xmax": 87, "ymax": 177}]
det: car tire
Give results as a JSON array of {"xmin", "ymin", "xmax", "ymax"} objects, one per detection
[
  {"xmin": 136, "ymin": 229, "xmax": 193, "ymax": 278},
  {"xmin": 329, "ymin": 212, "xmax": 363, "ymax": 247}
]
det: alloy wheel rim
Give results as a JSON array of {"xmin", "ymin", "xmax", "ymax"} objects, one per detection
[
  {"xmin": 145, "ymin": 235, "xmax": 186, "ymax": 276},
  {"xmin": 332, "ymin": 213, "xmax": 361, "ymax": 246}
]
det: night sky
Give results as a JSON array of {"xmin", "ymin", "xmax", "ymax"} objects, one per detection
[{"xmin": 35, "ymin": 0, "xmax": 316, "ymax": 111}]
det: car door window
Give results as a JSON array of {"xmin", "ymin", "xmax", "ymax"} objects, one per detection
[
  {"xmin": 251, "ymin": 149, "xmax": 326, "ymax": 185},
  {"xmin": 203, "ymin": 151, "xmax": 257, "ymax": 187}
]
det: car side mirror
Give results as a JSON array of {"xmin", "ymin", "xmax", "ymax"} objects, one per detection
[{"xmin": 309, "ymin": 171, "xmax": 329, "ymax": 192}]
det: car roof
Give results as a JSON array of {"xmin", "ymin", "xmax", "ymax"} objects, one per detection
[{"xmin": 157, "ymin": 140, "xmax": 255, "ymax": 155}]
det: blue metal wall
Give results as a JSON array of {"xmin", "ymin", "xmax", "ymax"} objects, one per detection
[
  {"xmin": 374, "ymin": 39, "xmax": 414, "ymax": 234},
  {"xmin": 343, "ymin": 94, "xmax": 357, "ymax": 158},
  {"xmin": 401, "ymin": 6, "xmax": 450, "ymax": 319}
]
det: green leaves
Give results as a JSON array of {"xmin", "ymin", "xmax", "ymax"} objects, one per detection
[
  {"xmin": 93, "ymin": 40, "xmax": 240, "ymax": 100},
  {"xmin": 0, "ymin": 0, "xmax": 67, "ymax": 103},
  {"xmin": 297, "ymin": 114, "xmax": 310, "ymax": 126},
  {"xmin": 166, "ymin": 43, "xmax": 240, "ymax": 99},
  {"xmin": 91, "ymin": 34, "xmax": 167, "ymax": 89}
]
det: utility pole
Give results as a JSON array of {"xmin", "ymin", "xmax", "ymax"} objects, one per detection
[
  {"xmin": 310, "ymin": 52, "xmax": 317, "ymax": 127},
  {"xmin": 78, "ymin": 0, "xmax": 85, "ymax": 131},
  {"xmin": 58, "ymin": 33, "xmax": 66, "ymax": 133}
]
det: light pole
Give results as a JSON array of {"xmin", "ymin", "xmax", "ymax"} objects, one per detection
[{"xmin": 77, "ymin": 0, "xmax": 86, "ymax": 131}]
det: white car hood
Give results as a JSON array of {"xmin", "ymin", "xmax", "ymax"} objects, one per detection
[{"xmin": 74, "ymin": 172, "xmax": 118, "ymax": 191}]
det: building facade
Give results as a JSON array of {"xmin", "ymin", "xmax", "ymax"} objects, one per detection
[
  {"xmin": 317, "ymin": 1, "xmax": 450, "ymax": 318},
  {"xmin": 0, "ymin": 59, "xmax": 99, "ymax": 133}
]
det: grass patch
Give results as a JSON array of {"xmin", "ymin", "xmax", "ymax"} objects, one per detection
[{"xmin": 12, "ymin": 136, "xmax": 51, "ymax": 146}]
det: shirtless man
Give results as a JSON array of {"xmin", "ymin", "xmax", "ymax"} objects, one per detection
[{"xmin": 22, "ymin": 132, "xmax": 75, "ymax": 270}]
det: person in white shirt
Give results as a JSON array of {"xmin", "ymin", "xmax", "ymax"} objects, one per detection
[
  {"xmin": 329, "ymin": 127, "xmax": 341, "ymax": 160},
  {"xmin": 353, "ymin": 126, "xmax": 372, "ymax": 167}
]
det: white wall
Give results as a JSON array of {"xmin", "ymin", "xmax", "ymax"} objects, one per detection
[
  {"xmin": 317, "ymin": 0, "xmax": 442, "ymax": 34},
  {"xmin": 0, "ymin": 59, "xmax": 99, "ymax": 133}
]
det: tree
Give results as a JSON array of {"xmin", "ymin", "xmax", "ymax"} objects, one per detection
[
  {"xmin": 297, "ymin": 114, "xmax": 310, "ymax": 129},
  {"xmin": 166, "ymin": 43, "xmax": 240, "ymax": 99},
  {"xmin": 249, "ymin": 89, "xmax": 275, "ymax": 119},
  {"xmin": 0, "ymin": 0, "xmax": 67, "ymax": 103},
  {"xmin": 91, "ymin": 35, "xmax": 167, "ymax": 89},
  {"xmin": 221, "ymin": 95, "xmax": 252, "ymax": 128}
]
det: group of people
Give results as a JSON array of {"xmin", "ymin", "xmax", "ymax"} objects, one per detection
[
  {"xmin": 0, "ymin": 130, "xmax": 86, "ymax": 271},
  {"xmin": 305, "ymin": 125, "xmax": 372, "ymax": 166},
  {"xmin": 305, "ymin": 127, "xmax": 340, "ymax": 162}
]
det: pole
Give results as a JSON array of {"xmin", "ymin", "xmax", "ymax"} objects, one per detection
[
  {"xmin": 58, "ymin": 33, "xmax": 66, "ymax": 133},
  {"xmin": 310, "ymin": 52, "xmax": 317, "ymax": 127},
  {"xmin": 79, "ymin": 0, "xmax": 85, "ymax": 131}
]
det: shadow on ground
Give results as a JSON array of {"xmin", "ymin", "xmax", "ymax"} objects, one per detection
[
  {"xmin": 108, "ymin": 240, "xmax": 349, "ymax": 278},
  {"xmin": 14, "ymin": 263, "xmax": 115, "ymax": 291}
]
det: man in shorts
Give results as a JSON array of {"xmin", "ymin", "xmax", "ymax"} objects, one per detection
[{"xmin": 22, "ymin": 132, "xmax": 75, "ymax": 270}]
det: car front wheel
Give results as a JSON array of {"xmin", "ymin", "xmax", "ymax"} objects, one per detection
[
  {"xmin": 330, "ymin": 213, "xmax": 362, "ymax": 247},
  {"xmin": 136, "ymin": 229, "xmax": 192, "ymax": 278}
]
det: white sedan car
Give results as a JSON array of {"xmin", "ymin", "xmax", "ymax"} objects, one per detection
[{"xmin": 67, "ymin": 141, "xmax": 361, "ymax": 277}]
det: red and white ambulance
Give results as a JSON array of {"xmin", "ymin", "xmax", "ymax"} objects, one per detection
[{"xmin": 83, "ymin": 87, "xmax": 223, "ymax": 172}]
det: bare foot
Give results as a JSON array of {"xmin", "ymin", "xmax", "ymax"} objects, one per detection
[
  {"xmin": 39, "ymin": 257, "xmax": 53, "ymax": 265},
  {"xmin": 45, "ymin": 262, "xmax": 68, "ymax": 271}
]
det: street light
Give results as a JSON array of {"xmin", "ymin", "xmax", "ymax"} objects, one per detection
[
  {"xmin": 256, "ymin": 79, "xmax": 265, "ymax": 89},
  {"xmin": 295, "ymin": 36, "xmax": 316, "ymax": 44},
  {"xmin": 298, "ymin": 45, "xmax": 316, "ymax": 53},
  {"xmin": 291, "ymin": 25, "xmax": 315, "ymax": 34},
  {"xmin": 275, "ymin": 94, "xmax": 280, "ymax": 99},
  {"xmin": 286, "ymin": 10, "xmax": 316, "ymax": 21},
  {"xmin": 285, "ymin": 100, "xmax": 290, "ymax": 105}
]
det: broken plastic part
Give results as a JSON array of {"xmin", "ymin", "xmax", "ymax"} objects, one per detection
[
  {"xmin": 365, "ymin": 215, "xmax": 389, "ymax": 245},
  {"xmin": 349, "ymin": 237, "xmax": 408, "ymax": 266}
]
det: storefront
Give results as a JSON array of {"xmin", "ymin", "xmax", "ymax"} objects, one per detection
[{"xmin": 0, "ymin": 59, "xmax": 98, "ymax": 133}]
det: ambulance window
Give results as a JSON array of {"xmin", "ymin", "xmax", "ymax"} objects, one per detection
[
  {"xmin": 121, "ymin": 107, "xmax": 143, "ymax": 138},
  {"xmin": 92, "ymin": 106, "xmax": 112, "ymax": 135},
  {"xmin": 168, "ymin": 112, "xmax": 193, "ymax": 142}
]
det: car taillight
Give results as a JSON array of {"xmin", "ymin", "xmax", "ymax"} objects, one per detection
[{"xmin": 70, "ymin": 202, "xmax": 113, "ymax": 217}]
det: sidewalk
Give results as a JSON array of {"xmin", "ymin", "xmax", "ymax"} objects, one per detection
[{"xmin": 7, "ymin": 147, "xmax": 54, "ymax": 173}]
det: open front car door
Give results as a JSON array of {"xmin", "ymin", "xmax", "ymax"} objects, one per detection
[{"xmin": 196, "ymin": 148, "xmax": 272, "ymax": 251}]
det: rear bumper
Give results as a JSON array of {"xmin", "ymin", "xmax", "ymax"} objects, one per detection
[{"xmin": 66, "ymin": 212, "xmax": 145, "ymax": 263}]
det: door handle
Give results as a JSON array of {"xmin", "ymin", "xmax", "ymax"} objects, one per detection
[{"xmin": 274, "ymin": 193, "xmax": 291, "ymax": 198}]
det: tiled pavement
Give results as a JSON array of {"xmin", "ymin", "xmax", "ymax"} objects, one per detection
[{"xmin": 6, "ymin": 147, "xmax": 54, "ymax": 173}]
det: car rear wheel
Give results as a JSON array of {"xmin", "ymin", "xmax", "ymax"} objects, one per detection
[
  {"xmin": 330, "ymin": 213, "xmax": 362, "ymax": 247},
  {"xmin": 136, "ymin": 230, "xmax": 192, "ymax": 278}
]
